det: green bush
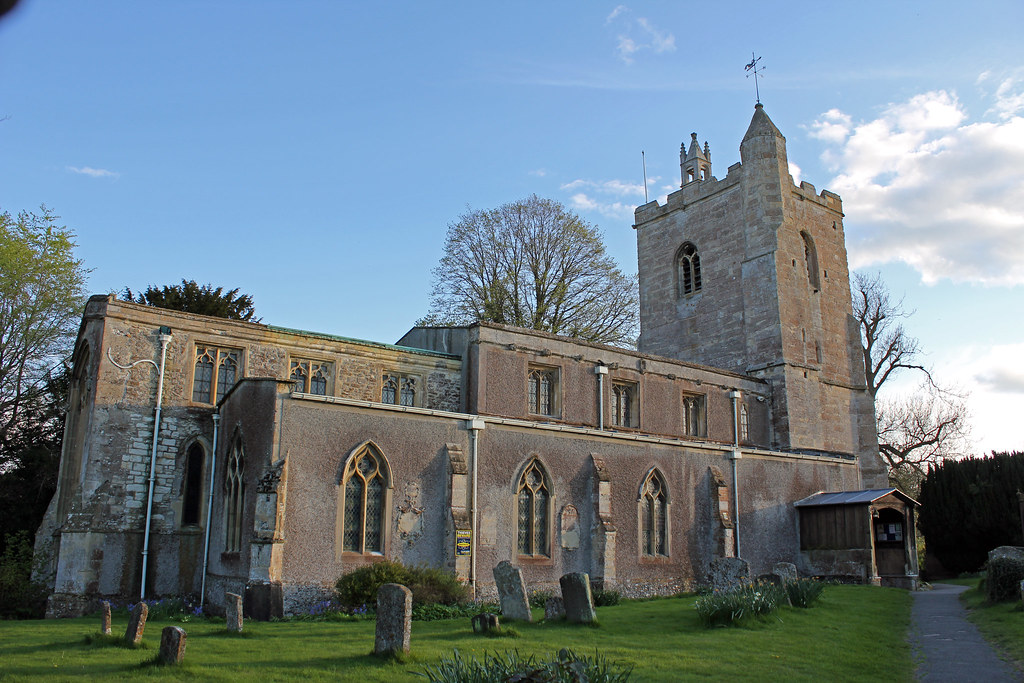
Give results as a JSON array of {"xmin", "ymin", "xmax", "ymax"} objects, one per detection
[
  {"xmin": 986, "ymin": 554, "xmax": 1024, "ymax": 602},
  {"xmin": 694, "ymin": 582, "xmax": 784, "ymax": 627},
  {"xmin": 592, "ymin": 587, "xmax": 621, "ymax": 607},
  {"xmin": 335, "ymin": 561, "xmax": 468, "ymax": 609},
  {"xmin": 0, "ymin": 531, "xmax": 49, "ymax": 619},
  {"xmin": 784, "ymin": 579, "xmax": 825, "ymax": 608},
  {"xmin": 412, "ymin": 602, "xmax": 499, "ymax": 622},
  {"xmin": 529, "ymin": 589, "xmax": 554, "ymax": 609},
  {"xmin": 420, "ymin": 647, "xmax": 632, "ymax": 682}
]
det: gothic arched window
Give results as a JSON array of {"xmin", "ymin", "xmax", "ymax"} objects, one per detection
[
  {"xmin": 676, "ymin": 242, "xmax": 702, "ymax": 297},
  {"xmin": 224, "ymin": 438, "xmax": 245, "ymax": 552},
  {"xmin": 182, "ymin": 442, "xmax": 205, "ymax": 526},
  {"xmin": 340, "ymin": 443, "xmax": 391, "ymax": 554},
  {"xmin": 640, "ymin": 469, "xmax": 669, "ymax": 557},
  {"xmin": 517, "ymin": 459, "xmax": 551, "ymax": 557},
  {"xmin": 801, "ymin": 231, "xmax": 820, "ymax": 291}
]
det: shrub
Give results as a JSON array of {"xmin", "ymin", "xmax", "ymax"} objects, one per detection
[
  {"xmin": 986, "ymin": 552, "xmax": 1024, "ymax": 602},
  {"xmin": 694, "ymin": 582, "xmax": 784, "ymax": 627},
  {"xmin": 420, "ymin": 647, "xmax": 632, "ymax": 682},
  {"xmin": 335, "ymin": 561, "xmax": 468, "ymax": 609},
  {"xmin": 0, "ymin": 531, "xmax": 49, "ymax": 619},
  {"xmin": 784, "ymin": 579, "xmax": 825, "ymax": 608},
  {"xmin": 411, "ymin": 602, "xmax": 499, "ymax": 622},
  {"xmin": 592, "ymin": 587, "xmax": 621, "ymax": 607},
  {"xmin": 529, "ymin": 589, "xmax": 554, "ymax": 609}
]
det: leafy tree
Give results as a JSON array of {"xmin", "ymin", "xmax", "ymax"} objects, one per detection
[
  {"xmin": 421, "ymin": 195, "xmax": 638, "ymax": 346},
  {"xmin": 0, "ymin": 206, "xmax": 87, "ymax": 452},
  {"xmin": 124, "ymin": 279, "xmax": 259, "ymax": 321},
  {"xmin": 852, "ymin": 272, "xmax": 969, "ymax": 491}
]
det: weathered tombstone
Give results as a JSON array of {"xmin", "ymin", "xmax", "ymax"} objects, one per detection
[
  {"xmin": 492, "ymin": 560, "xmax": 532, "ymax": 622},
  {"xmin": 374, "ymin": 583, "xmax": 412, "ymax": 656},
  {"xmin": 772, "ymin": 562, "xmax": 798, "ymax": 584},
  {"xmin": 710, "ymin": 557, "xmax": 750, "ymax": 592},
  {"xmin": 225, "ymin": 592, "xmax": 243, "ymax": 632},
  {"xmin": 1019, "ymin": 579, "xmax": 1024, "ymax": 606},
  {"xmin": 545, "ymin": 596, "xmax": 565, "ymax": 621},
  {"xmin": 559, "ymin": 572, "xmax": 597, "ymax": 624},
  {"xmin": 471, "ymin": 612, "xmax": 500, "ymax": 634},
  {"xmin": 100, "ymin": 601, "xmax": 112, "ymax": 636},
  {"xmin": 124, "ymin": 602, "xmax": 148, "ymax": 645},
  {"xmin": 159, "ymin": 626, "xmax": 187, "ymax": 665}
]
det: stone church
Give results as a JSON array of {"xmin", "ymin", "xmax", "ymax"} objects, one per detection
[{"xmin": 37, "ymin": 104, "xmax": 916, "ymax": 618}]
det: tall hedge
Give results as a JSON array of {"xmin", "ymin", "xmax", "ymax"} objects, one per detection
[{"xmin": 918, "ymin": 451, "xmax": 1024, "ymax": 575}]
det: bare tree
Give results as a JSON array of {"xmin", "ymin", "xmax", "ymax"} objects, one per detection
[
  {"xmin": 852, "ymin": 272, "xmax": 970, "ymax": 491},
  {"xmin": 421, "ymin": 195, "xmax": 639, "ymax": 346},
  {"xmin": 0, "ymin": 207, "xmax": 88, "ymax": 452}
]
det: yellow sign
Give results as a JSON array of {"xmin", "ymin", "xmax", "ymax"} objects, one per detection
[{"xmin": 455, "ymin": 530, "xmax": 471, "ymax": 556}]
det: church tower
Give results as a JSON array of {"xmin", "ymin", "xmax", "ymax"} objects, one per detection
[{"xmin": 635, "ymin": 104, "xmax": 884, "ymax": 484}]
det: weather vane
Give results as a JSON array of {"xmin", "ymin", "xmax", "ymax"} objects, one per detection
[{"xmin": 745, "ymin": 52, "xmax": 765, "ymax": 104}]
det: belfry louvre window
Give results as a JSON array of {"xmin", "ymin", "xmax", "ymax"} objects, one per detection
[
  {"xmin": 341, "ymin": 445, "xmax": 389, "ymax": 554},
  {"xmin": 528, "ymin": 366, "xmax": 558, "ymax": 417},
  {"xmin": 224, "ymin": 439, "xmax": 244, "ymax": 553},
  {"xmin": 611, "ymin": 381, "xmax": 638, "ymax": 428},
  {"xmin": 683, "ymin": 395, "xmax": 707, "ymax": 438},
  {"xmin": 641, "ymin": 469, "xmax": 669, "ymax": 557},
  {"xmin": 381, "ymin": 373, "xmax": 417, "ymax": 406},
  {"xmin": 677, "ymin": 242, "xmax": 702, "ymax": 297},
  {"xmin": 291, "ymin": 360, "xmax": 331, "ymax": 395},
  {"xmin": 193, "ymin": 346, "xmax": 240, "ymax": 404},
  {"xmin": 517, "ymin": 459, "xmax": 550, "ymax": 557}
]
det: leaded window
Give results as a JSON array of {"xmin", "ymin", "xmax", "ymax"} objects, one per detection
[
  {"xmin": 683, "ymin": 395, "xmax": 706, "ymax": 438},
  {"xmin": 342, "ymin": 446, "xmax": 388, "ymax": 554},
  {"xmin": 516, "ymin": 459, "xmax": 550, "ymax": 556},
  {"xmin": 641, "ymin": 469, "xmax": 668, "ymax": 557},
  {"xmin": 528, "ymin": 367, "xmax": 558, "ymax": 417},
  {"xmin": 224, "ymin": 439, "xmax": 244, "ymax": 552},
  {"xmin": 612, "ymin": 382, "xmax": 637, "ymax": 428},
  {"xmin": 290, "ymin": 359, "xmax": 331, "ymax": 395},
  {"xmin": 382, "ymin": 373, "xmax": 417, "ymax": 406},
  {"xmin": 193, "ymin": 346, "xmax": 240, "ymax": 404},
  {"xmin": 677, "ymin": 242, "xmax": 702, "ymax": 297}
]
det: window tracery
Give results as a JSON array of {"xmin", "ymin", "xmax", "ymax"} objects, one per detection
[
  {"xmin": 224, "ymin": 438, "xmax": 245, "ymax": 552},
  {"xmin": 290, "ymin": 360, "xmax": 331, "ymax": 395},
  {"xmin": 640, "ymin": 469, "xmax": 669, "ymax": 557},
  {"xmin": 528, "ymin": 367, "xmax": 558, "ymax": 417},
  {"xmin": 341, "ymin": 444, "xmax": 389, "ymax": 554},
  {"xmin": 676, "ymin": 242, "xmax": 702, "ymax": 297},
  {"xmin": 517, "ymin": 459, "xmax": 551, "ymax": 557},
  {"xmin": 193, "ymin": 346, "xmax": 240, "ymax": 404}
]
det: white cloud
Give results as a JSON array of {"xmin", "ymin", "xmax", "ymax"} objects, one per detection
[
  {"xmin": 561, "ymin": 178, "xmax": 645, "ymax": 197},
  {"xmin": 529, "ymin": 168, "xmax": 548, "ymax": 177},
  {"xmin": 567, "ymin": 192, "xmax": 635, "ymax": 219},
  {"xmin": 992, "ymin": 78, "xmax": 1024, "ymax": 119},
  {"xmin": 606, "ymin": 7, "xmax": 675, "ymax": 64},
  {"xmin": 810, "ymin": 88, "xmax": 1024, "ymax": 285},
  {"xmin": 67, "ymin": 165, "xmax": 119, "ymax": 178}
]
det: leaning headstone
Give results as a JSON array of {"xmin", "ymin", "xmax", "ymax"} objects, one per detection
[
  {"xmin": 159, "ymin": 626, "xmax": 187, "ymax": 665},
  {"xmin": 374, "ymin": 583, "xmax": 412, "ymax": 656},
  {"xmin": 471, "ymin": 612, "xmax": 500, "ymax": 634},
  {"xmin": 559, "ymin": 572, "xmax": 597, "ymax": 624},
  {"xmin": 124, "ymin": 602, "xmax": 148, "ymax": 645},
  {"xmin": 225, "ymin": 592, "xmax": 243, "ymax": 632},
  {"xmin": 100, "ymin": 601, "xmax": 112, "ymax": 635},
  {"xmin": 772, "ymin": 562, "xmax": 798, "ymax": 584},
  {"xmin": 492, "ymin": 561, "xmax": 532, "ymax": 622},
  {"xmin": 544, "ymin": 596, "xmax": 565, "ymax": 621},
  {"xmin": 710, "ymin": 557, "xmax": 750, "ymax": 592}
]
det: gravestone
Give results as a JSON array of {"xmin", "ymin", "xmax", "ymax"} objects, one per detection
[
  {"xmin": 492, "ymin": 561, "xmax": 532, "ymax": 622},
  {"xmin": 710, "ymin": 557, "xmax": 750, "ymax": 592},
  {"xmin": 100, "ymin": 601, "xmax": 111, "ymax": 636},
  {"xmin": 1019, "ymin": 580, "xmax": 1024, "ymax": 606},
  {"xmin": 159, "ymin": 626, "xmax": 187, "ymax": 665},
  {"xmin": 124, "ymin": 602, "xmax": 148, "ymax": 645},
  {"xmin": 545, "ymin": 596, "xmax": 565, "ymax": 621},
  {"xmin": 772, "ymin": 562, "xmax": 798, "ymax": 584},
  {"xmin": 559, "ymin": 572, "xmax": 596, "ymax": 624},
  {"xmin": 471, "ymin": 612, "xmax": 500, "ymax": 634},
  {"xmin": 226, "ymin": 592, "xmax": 243, "ymax": 632},
  {"xmin": 374, "ymin": 583, "xmax": 412, "ymax": 656}
]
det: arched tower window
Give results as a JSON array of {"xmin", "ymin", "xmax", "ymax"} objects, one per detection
[
  {"xmin": 340, "ymin": 443, "xmax": 391, "ymax": 554},
  {"xmin": 639, "ymin": 468, "xmax": 670, "ymax": 557},
  {"xmin": 676, "ymin": 243, "xmax": 702, "ymax": 297},
  {"xmin": 517, "ymin": 458, "xmax": 551, "ymax": 557},
  {"xmin": 739, "ymin": 405, "xmax": 749, "ymax": 443},
  {"xmin": 801, "ymin": 232, "xmax": 820, "ymax": 292},
  {"xmin": 181, "ymin": 442, "xmax": 205, "ymax": 526},
  {"xmin": 224, "ymin": 437, "xmax": 245, "ymax": 552}
]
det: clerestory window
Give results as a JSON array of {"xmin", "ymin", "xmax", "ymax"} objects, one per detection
[
  {"xmin": 193, "ymin": 346, "xmax": 241, "ymax": 404},
  {"xmin": 683, "ymin": 394, "xmax": 706, "ymax": 438},
  {"xmin": 382, "ymin": 372, "xmax": 417, "ymax": 406},
  {"xmin": 291, "ymin": 359, "xmax": 331, "ymax": 395},
  {"xmin": 676, "ymin": 242, "xmax": 702, "ymax": 297},
  {"xmin": 517, "ymin": 459, "xmax": 551, "ymax": 557},
  {"xmin": 528, "ymin": 366, "xmax": 559, "ymax": 417},
  {"xmin": 611, "ymin": 381, "xmax": 638, "ymax": 428}
]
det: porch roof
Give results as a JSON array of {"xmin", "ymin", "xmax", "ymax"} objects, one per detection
[{"xmin": 794, "ymin": 488, "xmax": 920, "ymax": 508}]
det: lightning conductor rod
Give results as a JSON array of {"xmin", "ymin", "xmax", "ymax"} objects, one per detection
[{"xmin": 642, "ymin": 151, "xmax": 648, "ymax": 204}]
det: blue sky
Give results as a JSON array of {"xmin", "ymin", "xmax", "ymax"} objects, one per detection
[{"xmin": 2, "ymin": 1, "xmax": 1021, "ymax": 454}]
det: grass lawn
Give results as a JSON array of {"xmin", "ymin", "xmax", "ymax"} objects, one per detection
[
  {"xmin": 958, "ymin": 580, "xmax": 1024, "ymax": 668},
  {"xmin": 0, "ymin": 585, "xmax": 913, "ymax": 682}
]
